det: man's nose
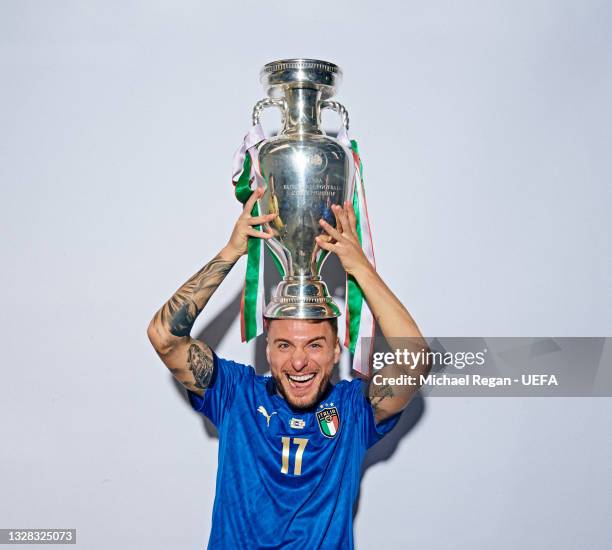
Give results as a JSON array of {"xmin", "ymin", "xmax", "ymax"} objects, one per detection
[{"xmin": 290, "ymin": 348, "xmax": 308, "ymax": 371}]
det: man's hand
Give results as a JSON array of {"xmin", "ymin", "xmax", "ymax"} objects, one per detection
[
  {"xmin": 315, "ymin": 201, "xmax": 373, "ymax": 277},
  {"xmin": 222, "ymin": 187, "xmax": 277, "ymax": 262}
]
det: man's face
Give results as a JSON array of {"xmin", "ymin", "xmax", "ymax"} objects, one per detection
[{"xmin": 266, "ymin": 319, "xmax": 341, "ymax": 410}]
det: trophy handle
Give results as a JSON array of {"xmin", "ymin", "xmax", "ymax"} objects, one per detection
[
  {"xmin": 319, "ymin": 100, "xmax": 349, "ymax": 132},
  {"xmin": 252, "ymin": 98, "xmax": 287, "ymax": 126}
]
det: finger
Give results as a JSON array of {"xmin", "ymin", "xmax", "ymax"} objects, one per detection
[
  {"xmin": 334, "ymin": 204, "xmax": 351, "ymax": 235},
  {"xmin": 317, "ymin": 233, "xmax": 334, "ymax": 243},
  {"xmin": 345, "ymin": 200, "xmax": 358, "ymax": 235},
  {"xmin": 243, "ymin": 186, "xmax": 264, "ymax": 214},
  {"xmin": 247, "ymin": 212, "xmax": 277, "ymax": 225},
  {"xmin": 315, "ymin": 236, "xmax": 335, "ymax": 251},
  {"xmin": 264, "ymin": 226, "xmax": 279, "ymax": 238},
  {"xmin": 331, "ymin": 204, "xmax": 344, "ymax": 234},
  {"xmin": 246, "ymin": 227, "xmax": 273, "ymax": 239},
  {"xmin": 319, "ymin": 218, "xmax": 342, "ymax": 241},
  {"xmin": 260, "ymin": 227, "xmax": 279, "ymax": 240}
]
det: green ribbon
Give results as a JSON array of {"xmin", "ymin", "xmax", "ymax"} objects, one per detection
[
  {"xmin": 234, "ymin": 151, "xmax": 286, "ymax": 341},
  {"xmin": 346, "ymin": 139, "xmax": 366, "ymax": 354},
  {"xmin": 234, "ymin": 154, "xmax": 261, "ymax": 342}
]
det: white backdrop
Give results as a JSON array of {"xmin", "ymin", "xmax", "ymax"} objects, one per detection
[{"xmin": 1, "ymin": 1, "xmax": 611, "ymax": 549}]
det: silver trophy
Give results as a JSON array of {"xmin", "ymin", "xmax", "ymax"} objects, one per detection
[{"xmin": 252, "ymin": 59, "xmax": 354, "ymax": 319}]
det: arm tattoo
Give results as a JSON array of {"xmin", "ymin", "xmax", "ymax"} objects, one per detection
[
  {"xmin": 153, "ymin": 254, "xmax": 234, "ymax": 338},
  {"xmin": 187, "ymin": 343, "xmax": 214, "ymax": 389},
  {"xmin": 369, "ymin": 384, "xmax": 394, "ymax": 413}
]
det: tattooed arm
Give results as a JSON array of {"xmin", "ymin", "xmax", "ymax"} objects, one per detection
[
  {"xmin": 357, "ymin": 262, "xmax": 430, "ymax": 424},
  {"xmin": 147, "ymin": 253, "xmax": 235, "ymax": 395},
  {"xmin": 316, "ymin": 202, "xmax": 430, "ymax": 423},
  {"xmin": 147, "ymin": 188, "xmax": 277, "ymax": 396}
]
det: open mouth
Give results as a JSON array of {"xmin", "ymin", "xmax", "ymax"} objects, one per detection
[{"xmin": 286, "ymin": 373, "xmax": 317, "ymax": 392}]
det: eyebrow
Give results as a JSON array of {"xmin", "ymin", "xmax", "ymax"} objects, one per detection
[{"xmin": 273, "ymin": 336, "xmax": 327, "ymax": 345}]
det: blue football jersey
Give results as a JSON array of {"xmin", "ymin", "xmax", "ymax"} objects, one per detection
[{"xmin": 188, "ymin": 352, "xmax": 402, "ymax": 549}]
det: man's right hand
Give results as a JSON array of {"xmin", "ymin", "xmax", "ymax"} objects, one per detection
[{"xmin": 222, "ymin": 187, "xmax": 277, "ymax": 262}]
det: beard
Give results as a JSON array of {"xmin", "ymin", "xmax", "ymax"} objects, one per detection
[{"xmin": 273, "ymin": 369, "xmax": 332, "ymax": 411}]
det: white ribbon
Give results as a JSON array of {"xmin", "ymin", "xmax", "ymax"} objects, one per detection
[{"xmin": 231, "ymin": 123, "xmax": 266, "ymax": 183}]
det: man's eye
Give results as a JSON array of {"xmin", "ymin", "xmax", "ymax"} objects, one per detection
[
  {"xmin": 278, "ymin": 343, "xmax": 289, "ymax": 349},
  {"xmin": 310, "ymin": 343, "xmax": 322, "ymax": 349}
]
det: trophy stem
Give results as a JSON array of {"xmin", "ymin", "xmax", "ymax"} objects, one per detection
[{"xmin": 282, "ymin": 88, "xmax": 323, "ymax": 135}]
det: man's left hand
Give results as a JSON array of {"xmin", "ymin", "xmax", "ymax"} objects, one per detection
[{"xmin": 316, "ymin": 201, "xmax": 373, "ymax": 277}]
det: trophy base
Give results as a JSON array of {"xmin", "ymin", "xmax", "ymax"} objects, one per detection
[{"xmin": 263, "ymin": 276, "xmax": 340, "ymax": 319}]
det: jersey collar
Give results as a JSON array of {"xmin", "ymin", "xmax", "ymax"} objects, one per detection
[{"xmin": 266, "ymin": 376, "xmax": 336, "ymax": 414}]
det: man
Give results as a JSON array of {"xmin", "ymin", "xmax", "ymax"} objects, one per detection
[{"xmin": 147, "ymin": 187, "xmax": 429, "ymax": 549}]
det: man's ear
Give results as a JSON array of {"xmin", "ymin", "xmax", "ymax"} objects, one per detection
[{"xmin": 265, "ymin": 339, "xmax": 271, "ymax": 364}]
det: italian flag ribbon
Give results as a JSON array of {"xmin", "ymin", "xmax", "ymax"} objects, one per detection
[
  {"xmin": 337, "ymin": 127, "xmax": 376, "ymax": 377},
  {"xmin": 232, "ymin": 123, "xmax": 267, "ymax": 343},
  {"xmin": 231, "ymin": 124, "xmax": 376, "ymax": 376}
]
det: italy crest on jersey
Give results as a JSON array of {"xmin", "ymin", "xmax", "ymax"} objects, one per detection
[{"xmin": 316, "ymin": 407, "xmax": 340, "ymax": 438}]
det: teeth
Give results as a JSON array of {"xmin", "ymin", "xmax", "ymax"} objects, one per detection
[{"xmin": 288, "ymin": 373, "xmax": 316, "ymax": 383}]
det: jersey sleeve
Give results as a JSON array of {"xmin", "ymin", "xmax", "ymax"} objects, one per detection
[
  {"xmin": 350, "ymin": 379, "xmax": 403, "ymax": 449},
  {"xmin": 187, "ymin": 351, "xmax": 254, "ymax": 428}
]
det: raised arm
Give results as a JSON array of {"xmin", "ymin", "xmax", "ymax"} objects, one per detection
[
  {"xmin": 316, "ymin": 202, "xmax": 431, "ymax": 423},
  {"xmin": 147, "ymin": 188, "xmax": 276, "ymax": 396}
]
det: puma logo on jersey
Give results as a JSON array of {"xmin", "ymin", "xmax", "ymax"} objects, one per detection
[{"xmin": 257, "ymin": 405, "xmax": 277, "ymax": 427}]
